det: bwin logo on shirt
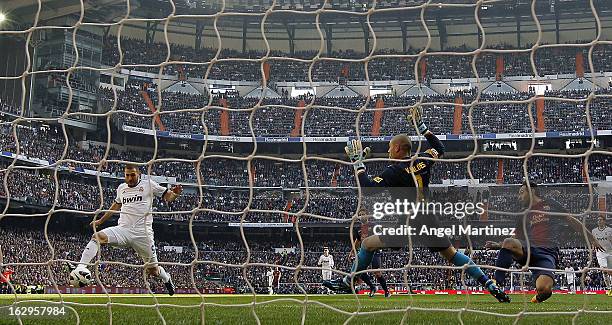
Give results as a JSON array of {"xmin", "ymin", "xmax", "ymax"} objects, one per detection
[{"xmin": 123, "ymin": 196, "xmax": 143, "ymax": 204}]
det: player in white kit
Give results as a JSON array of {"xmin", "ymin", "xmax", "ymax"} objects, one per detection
[
  {"xmin": 266, "ymin": 268, "xmax": 274, "ymax": 295},
  {"xmin": 592, "ymin": 216, "xmax": 612, "ymax": 296},
  {"xmin": 318, "ymin": 247, "xmax": 335, "ymax": 294},
  {"xmin": 564, "ymin": 265, "xmax": 576, "ymax": 293},
  {"xmin": 72, "ymin": 164, "xmax": 182, "ymax": 295}
]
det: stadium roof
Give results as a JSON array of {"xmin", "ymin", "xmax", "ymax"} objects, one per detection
[{"xmin": 4, "ymin": 0, "xmax": 611, "ymax": 31}]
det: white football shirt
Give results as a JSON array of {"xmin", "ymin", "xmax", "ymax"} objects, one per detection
[
  {"xmin": 592, "ymin": 226, "xmax": 612, "ymax": 253},
  {"xmin": 115, "ymin": 178, "xmax": 167, "ymax": 232},
  {"xmin": 318, "ymin": 254, "xmax": 334, "ymax": 269}
]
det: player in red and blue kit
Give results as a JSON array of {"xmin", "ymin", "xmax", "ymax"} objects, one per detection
[
  {"xmin": 351, "ymin": 224, "xmax": 390, "ymax": 297},
  {"xmin": 486, "ymin": 181, "xmax": 603, "ymax": 303}
]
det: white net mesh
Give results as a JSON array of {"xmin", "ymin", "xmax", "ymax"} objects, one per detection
[{"xmin": 0, "ymin": 0, "xmax": 611, "ymax": 323}]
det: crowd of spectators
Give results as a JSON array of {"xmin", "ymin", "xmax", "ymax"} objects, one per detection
[
  {"xmin": 101, "ymin": 38, "xmax": 611, "ymax": 82},
  {"xmin": 1, "ymin": 154, "xmax": 610, "ymax": 224},
  {"xmin": 1, "ymin": 108, "xmax": 610, "ymax": 189},
  {"xmin": 94, "ymin": 87, "xmax": 612, "ymax": 137},
  {"xmin": 1, "ymin": 227, "xmax": 608, "ymax": 294}
]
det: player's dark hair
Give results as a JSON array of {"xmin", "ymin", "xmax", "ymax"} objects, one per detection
[
  {"xmin": 124, "ymin": 163, "xmax": 139, "ymax": 171},
  {"xmin": 521, "ymin": 179, "xmax": 539, "ymax": 197}
]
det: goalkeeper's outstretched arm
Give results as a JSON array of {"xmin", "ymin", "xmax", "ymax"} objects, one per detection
[{"xmin": 345, "ymin": 107, "xmax": 444, "ymax": 187}]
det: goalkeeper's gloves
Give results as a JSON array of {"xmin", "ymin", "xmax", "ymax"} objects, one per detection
[
  {"xmin": 345, "ymin": 139, "xmax": 370, "ymax": 172},
  {"xmin": 408, "ymin": 106, "xmax": 428, "ymax": 134}
]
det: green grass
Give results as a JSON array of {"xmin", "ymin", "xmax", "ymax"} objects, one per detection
[{"xmin": 0, "ymin": 294, "xmax": 610, "ymax": 324}]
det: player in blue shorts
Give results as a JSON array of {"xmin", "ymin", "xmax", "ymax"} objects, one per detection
[
  {"xmin": 486, "ymin": 181, "xmax": 603, "ymax": 303},
  {"xmin": 351, "ymin": 225, "xmax": 390, "ymax": 297}
]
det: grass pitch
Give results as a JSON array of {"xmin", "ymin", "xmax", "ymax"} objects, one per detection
[{"xmin": 0, "ymin": 293, "xmax": 610, "ymax": 324}]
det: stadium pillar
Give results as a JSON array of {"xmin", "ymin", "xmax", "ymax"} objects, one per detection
[
  {"xmin": 219, "ymin": 98, "xmax": 230, "ymax": 136},
  {"xmin": 452, "ymin": 96, "xmax": 463, "ymax": 135},
  {"xmin": 145, "ymin": 22, "xmax": 158, "ymax": 50},
  {"xmin": 291, "ymin": 100, "xmax": 306, "ymax": 137},
  {"xmin": 496, "ymin": 159, "xmax": 504, "ymax": 184},
  {"xmin": 250, "ymin": 164, "xmax": 256, "ymax": 187},
  {"xmin": 535, "ymin": 97, "xmax": 545, "ymax": 132},
  {"xmin": 371, "ymin": 97, "xmax": 384, "ymax": 136},
  {"xmin": 495, "ymin": 55, "xmax": 504, "ymax": 81},
  {"xmin": 515, "ymin": 13, "xmax": 521, "ymax": 47},
  {"xmin": 103, "ymin": 26, "xmax": 110, "ymax": 44},
  {"xmin": 554, "ymin": 6, "xmax": 560, "ymax": 44},
  {"xmin": 575, "ymin": 52, "xmax": 585, "ymax": 78},
  {"xmin": 400, "ymin": 21, "xmax": 408, "ymax": 53},
  {"xmin": 582, "ymin": 159, "xmax": 588, "ymax": 183},
  {"xmin": 195, "ymin": 21, "xmax": 204, "ymax": 51},
  {"xmin": 324, "ymin": 23, "xmax": 333, "ymax": 57},
  {"xmin": 599, "ymin": 196, "xmax": 607, "ymax": 217},
  {"xmin": 242, "ymin": 18, "xmax": 248, "ymax": 54},
  {"xmin": 263, "ymin": 62, "xmax": 271, "ymax": 84},
  {"xmin": 139, "ymin": 90, "xmax": 165, "ymax": 131},
  {"xmin": 361, "ymin": 21, "xmax": 370, "ymax": 54},
  {"xmin": 419, "ymin": 58, "xmax": 427, "ymax": 82},
  {"xmin": 331, "ymin": 164, "xmax": 340, "ymax": 187},
  {"xmin": 284, "ymin": 200, "xmax": 292, "ymax": 222},
  {"xmin": 436, "ymin": 16, "xmax": 447, "ymax": 50},
  {"xmin": 284, "ymin": 21, "xmax": 296, "ymax": 56}
]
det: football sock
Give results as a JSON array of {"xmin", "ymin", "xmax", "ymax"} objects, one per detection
[
  {"xmin": 344, "ymin": 247, "xmax": 374, "ymax": 284},
  {"xmin": 360, "ymin": 273, "xmax": 375, "ymax": 289},
  {"xmin": 377, "ymin": 276, "xmax": 389, "ymax": 292},
  {"xmin": 494, "ymin": 248, "xmax": 513, "ymax": 287},
  {"xmin": 451, "ymin": 251, "xmax": 490, "ymax": 288},
  {"xmin": 78, "ymin": 240, "xmax": 98, "ymax": 268},
  {"xmin": 158, "ymin": 266, "xmax": 171, "ymax": 282}
]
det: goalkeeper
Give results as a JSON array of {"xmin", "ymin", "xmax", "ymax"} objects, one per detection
[{"xmin": 324, "ymin": 107, "xmax": 510, "ymax": 303}]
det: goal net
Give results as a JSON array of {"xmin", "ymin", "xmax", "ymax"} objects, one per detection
[{"xmin": 0, "ymin": 0, "xmax": 611, "ymax": 323}]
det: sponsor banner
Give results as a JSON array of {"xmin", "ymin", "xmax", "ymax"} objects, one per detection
[
  {"xmin": 262, "ymin": 137, "xmax": 290, "ymax": 143},
  {"xmin": 141, "ymin": 174, "xmax": 177, "ymax": 184},
  {"xmin": 598, "ymin": 130, "xmax": 612, "ymax": 136},
  {"xmin": 356, "ymin": 289, "xmax": 608, "ymax": 295},
  {"xmin": 46, "ymin": 286, "xmax": 234, "ymax": 294},
  {"xmin": 228, "ymin": 222, "xmax": 293, "ymax": 228},
  {"xmin": 359, "ymin": 136, "xmax": 390, "ymax": 142},
  {"xmin": 122, "ymin": 125, "xmax": 155, "ymax": 136},
  {"xmin": 167, "ymin": 131, "xmax": 192, "ymax": 139},
  {"xmin": 548, "ymin": 130, "xmax": 594, "ymax": 138},
  {"xmin": 274, "ymin": 247, "xmax": 296, "ymax": 254},
  {"xmin": 303, "ymin": 136, "xmax": 341, "ymax": 142},
  {"xmin": 497, "ymin": 132, "xmax": 535, "ymax": 139},
  {"xmin": 118, "ymin": 125, "xmax": 612, "ymax": 142},
  {"xmin": 215, "ymin": 135, "xmax": 243, "ymax": 142},
  {"xmin": 162, "ymin": 245, "xmax": 184, "ymax": 253},
  {"xmin": 80, "ymin": 170, "xmax": 176, "ymax": 184},
  {"xmin": 442, "ymin": 179, "xmax": 480, "ymax": 186},
  {"xmin": 455, "ymin": 133, "xmax": 497, "ymax": 140},
  {"xmin": 82, "ymin": 169, "xmax": 113, "ymax": 178}
]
